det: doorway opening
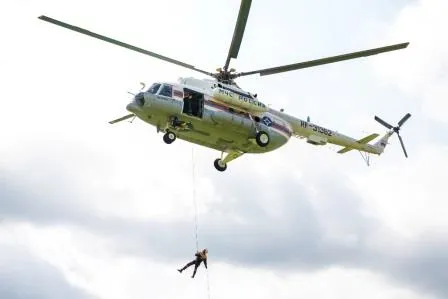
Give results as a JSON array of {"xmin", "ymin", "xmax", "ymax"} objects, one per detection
[{"xmin": 182, "ymin": 88, "xmax": 204, "ymax": 118}]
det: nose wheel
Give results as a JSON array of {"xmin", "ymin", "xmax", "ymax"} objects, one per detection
[
  {"xmin": 214, "ymin": 158, "xmax": 227, "ymax": 172},
  {"xmin": 163, "ymin": 131, "xmax": 176, "ymax": 144}
]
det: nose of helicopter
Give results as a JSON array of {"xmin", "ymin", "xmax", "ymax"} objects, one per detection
[
  {"xmin": 126, "ymin": 101, "xmax": 138, "ymax": 113},
  {"xmin": 126, "ymin": 92, "xmax": 145, "ymax": 113}
]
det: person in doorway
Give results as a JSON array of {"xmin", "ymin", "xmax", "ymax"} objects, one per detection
[
  {"xmin": 183, "ymin": 93, "xmax": 193, "ymax": 115},
  {"xmin": 178, "ymin": 248, "xmax": 208, "ymax": 278}
]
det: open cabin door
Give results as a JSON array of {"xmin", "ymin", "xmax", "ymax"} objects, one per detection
[{"xmin": 182, "ymin": 88, "xmax": 204, "ymax": 118}]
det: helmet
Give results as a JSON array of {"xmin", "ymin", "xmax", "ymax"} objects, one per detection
[{"xmin": 203, "ymin": 248, "xmax": 208, "ymax": 253}]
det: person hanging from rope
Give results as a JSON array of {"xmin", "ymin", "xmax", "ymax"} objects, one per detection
[{"xmin": 177, "ymin": 248, "xmax": 208, "ymax": 278}]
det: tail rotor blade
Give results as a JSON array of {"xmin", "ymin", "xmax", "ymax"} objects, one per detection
[
  {"xmin": 397, "ymin": 133, "xmax": 408, "ymax": 158},
  {"xmin": 398, "ymin": 113, "xmax": 411, "ymax": 127},
  {"xmin": 375, "ymin": 113, "xmax": 411, "ymax": 158},
  {"xmin": 374, "ymin": 115, "xmax": 393, "ymax": 129}
]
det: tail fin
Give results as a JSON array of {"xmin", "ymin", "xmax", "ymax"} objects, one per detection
[
  {"xmin": 372, "ymin": 131, "xmax": 394, "ymax": 154},
  {"xmin": 336, "ymin": 113, "xmax": 411, "ymax": 167}
]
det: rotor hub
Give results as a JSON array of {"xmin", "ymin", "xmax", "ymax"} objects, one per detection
[{"xmin": 212, "ymin": 70, "xmax": 240, "ymax": 85}]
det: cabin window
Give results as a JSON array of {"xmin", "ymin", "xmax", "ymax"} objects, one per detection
[
  {"xmin": 147, "ymin": 83, "xmax": 161, "ymax": 94},
  {"xmin": 159, "ymin": 84, "xmax": 173, "ymax": 97}
]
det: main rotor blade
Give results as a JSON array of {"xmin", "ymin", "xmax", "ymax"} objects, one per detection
[
  {"xmin": 237, "ymin": 42, "xmax": 409, "ymax": 77},
  {"xmin": 398, "ymin": 113, "xmax": 411, "ymax": 127},
  {"xmin": 374, "ymin": 116, "xmax": 393, "ymax": 129},
  {"xmin": 223, "ymin": 0, "xmax": 252, "ymax": 71},
  {"xmin": 397, "ymin": 133, "xmax": 408, "ymax": 158},
  {"xmin": 109, "ymin": 113, "xmax": 135, "ymax": 124},
  {"xmin": 38, "ymin": 15, "xmax": 213, "ymax": 77}
]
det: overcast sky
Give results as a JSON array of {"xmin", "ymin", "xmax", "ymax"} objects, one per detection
[{"xmin": 1, "ymin": 0, "xmax": 447, "ymax": 298}]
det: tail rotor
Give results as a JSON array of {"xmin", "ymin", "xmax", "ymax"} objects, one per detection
[{"xmin": 374, "ymin": 113, "xmax": 411, "ymax": 158}]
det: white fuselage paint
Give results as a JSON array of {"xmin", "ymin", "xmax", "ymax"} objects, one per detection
[{"xmin": 126, "ymin": 77, "xmax": 388, "ymax": 156}]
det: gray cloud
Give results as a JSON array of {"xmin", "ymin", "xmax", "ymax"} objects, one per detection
[
  {"xmin": 1, "ymin": 150, "xmax": 447, "ymax": 298},
  {"xmin": 382, "ymin": 235, "xmax": 448, "ymax": 298},
  {"xmin": 74, "ymin": 167, "xmax": 448, "ymax": 298},
  {"xmin": 0, "ymin": 244, "xmax": 97, "ymax": 299},
  {"xmin": 0, "ymin": 170, "xmax": 94, "ymax": 226},
  {"xmin": 109, "ymin": 174, "xmax": 448, "ymax": 299}
]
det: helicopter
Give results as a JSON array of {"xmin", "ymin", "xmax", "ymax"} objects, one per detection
[{"xmin": 37, "ymin": 0, "xmax": 411, "ymax": 172}]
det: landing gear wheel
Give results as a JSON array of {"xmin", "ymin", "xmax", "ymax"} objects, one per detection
[
  {"xmin": 256, "ymin": 131, "xmax": 270, "ymax": 147},
  {"xmin": 163, "ymin": 131, "xmax": 176, "ymax": 144},
  {"xmin": 214, "ymin": 158, "xmax": 227, "ymax": 172}
]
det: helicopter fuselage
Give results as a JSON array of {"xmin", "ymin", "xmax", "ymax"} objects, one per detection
[
  {"xmin": 127, "ymin": 79, "xmax": 292, "ymax": 154},
  {"xmin": 125, "ymin": 77, "xmax": 387, "ymax": 161}
]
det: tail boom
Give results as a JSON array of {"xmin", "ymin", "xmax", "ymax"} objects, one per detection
[
  {"xmin": 337, "ymin": 131, "xmax": 393, "ymax": 155},
  {"xmin": 271, "ymin": 110, "xmax": 409, "ymax": 159}
]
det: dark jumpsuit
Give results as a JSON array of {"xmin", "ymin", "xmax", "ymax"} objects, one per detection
[{"xmin": 179, "ymin": 251, "xmax": 208, "ymax": 278}]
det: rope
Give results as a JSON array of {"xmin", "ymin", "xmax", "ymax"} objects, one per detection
[
  {"xmin": 192, "ymin": 146, "xmax": 199, "ymax": 251},
  {"xmin": 191, "ymin": 146, "xmax": 211, "ymax": 299},
  {"xmin": 206, "ymin": 268, "xmax": 211, "ymax": 299}
]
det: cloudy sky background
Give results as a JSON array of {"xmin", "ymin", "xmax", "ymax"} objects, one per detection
[{"xmin": 1, "ymin": 0, "xmax": 447, "ymax": 298}]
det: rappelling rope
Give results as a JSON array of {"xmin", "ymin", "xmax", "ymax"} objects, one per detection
[
  {"xmin": 191, "ymin": 147, "xmax": 211, "ymax": 299},
  {"xmin": 192, "ymin": 146, "xmax": 199, "ymax": 251},
  {"xmin": 206, "ymin": 269, "xmax": 211, "ymax": 299}
]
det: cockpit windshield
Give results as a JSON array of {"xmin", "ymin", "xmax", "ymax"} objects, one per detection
[
  {"xmin": 159, "ymin": 84, "xmax": 172, "ymax": 97},
  {"xmin": 147, "ymin": 83, "xmax": 161, "ymax": 94}
]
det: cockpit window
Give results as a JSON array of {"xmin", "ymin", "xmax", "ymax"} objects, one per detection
[
  {"xmin": 159, "ymin": 84, "xmax": 173, "ymax": 97},
  {"xmin": 147, "ymin": 83, "xmax": 161, "ymax": 94}
]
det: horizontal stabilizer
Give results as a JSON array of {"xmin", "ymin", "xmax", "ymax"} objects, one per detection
[
  {"xmin": 337, "ymin": 133, "xmax": 379, "ymax": 154},
  {"xmin": 109, "ymin": 113, "xmax": 134, "ymax": 124}
]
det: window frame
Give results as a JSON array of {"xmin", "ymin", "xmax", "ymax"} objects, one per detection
[
  {"xmin": 147, "ymin": 83, "xmax": 161, "ymax": 94},
  {"xmin": 159, "ymin": 84, "xmax": 173, "ymax": 97}
]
